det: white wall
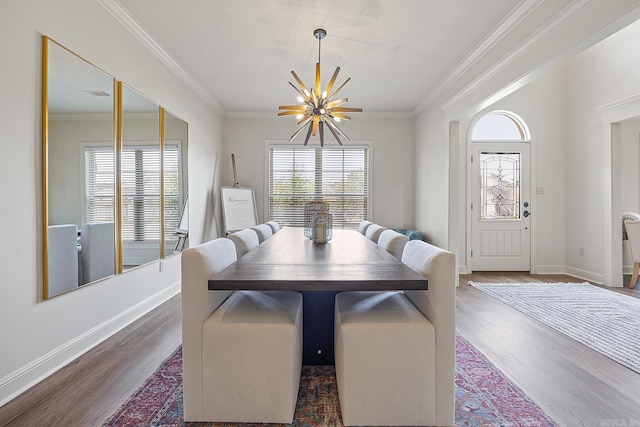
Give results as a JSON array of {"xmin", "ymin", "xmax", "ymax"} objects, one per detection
[
  {"xmin": 414, "ymin": 107, "xmax": 450, "ymax": 248},
  {"xmin": 0, "ymin": 0, "xmax": 223, "ymax": 405},
  {"xmin": 565, "ymin": 19, "xmax": 640, "ymax": 284},
  {"xmin": 222, "ymin": 115, "xmax": 416, "ymax": 229}
]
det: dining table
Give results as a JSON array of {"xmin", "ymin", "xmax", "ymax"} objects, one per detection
[{"xmin": 208, "ymin": 226, "xmax": 428, "ymax": 364}]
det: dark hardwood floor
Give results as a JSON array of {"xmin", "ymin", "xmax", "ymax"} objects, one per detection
[
  {"xmin": 0, "ymin": 295, "xmax": 182, "ymax": 427},
  {"xmin": 458, "ymin": 273, "xmax": 640, "ymax": 427},
  {"xmin": 0, "ymin": 274, "xmax": 639, "ymax": 426}
]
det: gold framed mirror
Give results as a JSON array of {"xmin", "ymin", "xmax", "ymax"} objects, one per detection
[
  {"xmin": 162, "ymin": 109, "xmax": 189, "ymax": 255},
  {"xmin": 42, "ymin": 36, "xmax": 116, "ymax": 298},
  {"xmin": 42, "ymin": 37, "xmax": 189, "ymax": 299}
]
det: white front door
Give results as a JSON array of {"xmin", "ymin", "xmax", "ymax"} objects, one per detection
[{"xmin": 471, "ymin": 143, "xmax": 531, "ymax": 271}]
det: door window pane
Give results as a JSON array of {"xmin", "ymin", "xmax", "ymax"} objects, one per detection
[{"xmin": 480, "ymin": 152, "xmax": 520, "ymax": 220}]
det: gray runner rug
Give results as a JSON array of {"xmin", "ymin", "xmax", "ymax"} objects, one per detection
[{"xmin": 469, "ymin": 281, "xmax": 640, "ymax": 373}]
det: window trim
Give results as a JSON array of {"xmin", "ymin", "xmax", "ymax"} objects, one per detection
[
  {"xmin": 470, "ymin": 110, "xmax": 531, "ymax": 143},
  {"xmin": 263, "ymin": 140, "xmax": 373, "ymax": 226}
]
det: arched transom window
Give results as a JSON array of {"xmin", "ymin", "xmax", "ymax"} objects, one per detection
[{"xmin": 471, "ymin": 110, "xmax": 530, "ymax": 142}]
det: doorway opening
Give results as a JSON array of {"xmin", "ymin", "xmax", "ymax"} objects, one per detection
[{"xmin": 468, "ymin": 110, "xmax": 532, "ymax": 271}]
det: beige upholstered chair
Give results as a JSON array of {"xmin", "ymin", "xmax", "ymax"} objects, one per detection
[
  {"xmin": 624, "ymin": 219, "xmax": 640, "ymax": 289},
  {"xmin": 357, "ymin": 220, "xmax": 373, "ymax": 235},
  {"xmin": 334, "ymin": 240, "xmax": 456, "ymax": 426},
  {"xmin": 80, "ymin": 222, "xmax": 115, "ymax": 284},
  {"xmin": 378, "ymin": 229, "xmax": 409, "ymax": 260},
  {"xmin": 47, "ymin": 224, "xmax": 79, "ymax": 295},
  {"xmin": 365, "ymin": 223, "xmax": 387, "ymax": 243},
  {"xmin": 266, "ymin": 220, "xmax": 281, "ymax": 233},
  {"xmin": 251, "ymin": 223, "xmax": 274, "ymax": 242},
  {"xmin": 181, "ymin": 238, "xmax": 303, "ymax": 423},
  {"xmin": 227, "ymin": 228, "xmax": 260, "ymax": 258}
]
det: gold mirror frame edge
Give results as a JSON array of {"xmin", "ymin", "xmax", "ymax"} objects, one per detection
[{"xmin": 42, "ymin": 35, "xmax": 185, "ymax": 299}]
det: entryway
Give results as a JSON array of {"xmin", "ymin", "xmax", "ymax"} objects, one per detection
[{"xmin": 468, "ymin": 111, "xmax": 532, "ymax": 271}]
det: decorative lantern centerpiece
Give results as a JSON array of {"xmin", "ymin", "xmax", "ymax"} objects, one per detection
[{"xmin": 304, "ymin": 201, "xmax": 332, "ymax": 243}]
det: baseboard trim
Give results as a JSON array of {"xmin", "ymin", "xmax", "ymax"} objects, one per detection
[
  {"xmin": 564, "ymin": 266, "xmax": 604, "ymax": 285},
  {"xmin": 534, "ymin": 265, "xmax": 567, "ymax": 274},
  {"xmin": 0, "ymin": 281, "xmax": 180, "ymax": 407}
]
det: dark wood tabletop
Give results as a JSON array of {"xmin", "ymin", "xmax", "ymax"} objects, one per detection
[{"xmin": 208, "ymin": 227, "xmax": 428, "ymax": 291}]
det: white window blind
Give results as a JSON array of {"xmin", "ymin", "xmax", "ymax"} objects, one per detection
[
  {"xmin": 121, "ymin": 146, "xmax": 160, "ymax": 241},
  {"xmin": 268, "ymin": 146, "xmax": 369, "ymax": 229},
  {"xmin": 83, "ymin": 144, "xmax": 181, "ymax": 242},
  {"xmin": 163, "ymin": 144, "xmax": 180, "ymax": 242},
  {"xmin": 84, "ymin": 147, "xmax": 115, "ymax": 223}
]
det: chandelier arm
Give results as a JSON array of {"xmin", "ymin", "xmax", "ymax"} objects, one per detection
[
  {"xmin": 291, "ymin": 71, "xmax": 310, "ymax": 96},
  {"xmin": 279, "ymin": 105, "xmax": 308, "ymax": 110},
  {"xmin": 311, "ymin": 90, "xmax": 319, "ymax": 108},
  {"xmin": 332, "ymin": 107, "xmax": 363, "ymax": 112},
  {"xmin": 303, "ymin": 123, "xmax": 313, "ymax": 146},
  {"xmin": 327, "ymin": 78, "xmax": 351, "ymax": 102},
  {"xmin": 278, "ymin": 111, "xmax": 307, "ymax": 117},
  {"xmin": 288, "ymin": 81, "xmax": 308, "ymax": 99},
  {"xmin": 289, "ymin": 117, "xmax": 313, "ymax": 142},
  {"xmin": 325, "ymin": 120, "xmax": 343, "ymax": 145},
  {"xmin": 325, "ymin": 67, "xmax": 341, "ymax": 96},
  {"xmin": 315, "ymin": 63, "xmax": 321, "ymax": 97},
  {"xmin": 331, "ymin": 112, "xmax": 352, "ymax": 121},
  {"xmin": 312, "ymin": 115, "xmax": 320, "ymax": 136},
  {"xmin": 326, "ymin": 117, "xmax": 350, "ymax": 141},
  {"xmin": 326, "ymin": 98, "xmax": 348, "ymax": 108},
  {"xmin": 297, "ymin": 114, "xmax": 312, "ymax": 125}
]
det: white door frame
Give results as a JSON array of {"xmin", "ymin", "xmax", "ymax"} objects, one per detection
[
  {"xmin": 598, "ymin": 94, "xmax": 640, "ymax": 287},
  {"xmin": 462, "ymin": 112, "xmax": 537, "ymax": 274}
]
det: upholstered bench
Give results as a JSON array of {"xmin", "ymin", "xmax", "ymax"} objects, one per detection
[
  {"xmin": 334, "ymin": 240, "xmax": 455, "ymax": 426},
  {"xmin": 182, "ymin": 238, "xmax": 303, "ymax": 423}
]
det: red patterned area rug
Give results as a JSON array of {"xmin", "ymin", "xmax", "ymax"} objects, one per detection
[{"xmin": 103, "ymin": 335, "xmax": 556, "ymax": 426}]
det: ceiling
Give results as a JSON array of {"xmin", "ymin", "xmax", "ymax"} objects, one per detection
[{"xmin": 110, "ymin": 0, "xmax": 639, "ymax": 115}]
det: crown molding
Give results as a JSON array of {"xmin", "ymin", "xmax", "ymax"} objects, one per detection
[
  {"xmin": 224, "ymin": 111, "xmax": 416, "ymax": 120},
  {"xmin": 96, "ymin": 0, "xmax": 224, "ymax": 113},
  {"xmin": 438, "ymin": 0, "xmax": 595, "ymax": 113},
  {"xmin": 415, "ymin": 0, "xmax": 544, "ymax": 113},
  {"xmin": 597, "ymin": 92, "xmax": 640, "ymax": 124}
]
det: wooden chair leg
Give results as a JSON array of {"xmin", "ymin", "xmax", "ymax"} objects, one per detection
[{"xmin": 631, "ymin": 262, "xmax": 639, "ymax": 289}]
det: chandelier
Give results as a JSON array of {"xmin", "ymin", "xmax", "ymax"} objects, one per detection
[{"xmin": 278, "ymin": 29, "xmax": 362, "ymax": 147}]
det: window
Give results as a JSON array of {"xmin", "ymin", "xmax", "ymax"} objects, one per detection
[
  {"xmin": 471, "ymin": 110, "xmax": 530, "ymax": 221},
  {"xmin": 471, "ymin": 110, "xmax": 530, "ymax": 141},
  {"xmin": 479, "ymin": 152, "xmax": 521, "ymax": 220},
  {"xmin": 83, "ymin": 143, "xmax": 181, "ymax": 243},
  {"xmin": 84, "ymin": 146, "xmax": 115, "ymax": 223},
  {"xmin": 267, "ymin": 144, "xmax": 369, "ymax": 229}
]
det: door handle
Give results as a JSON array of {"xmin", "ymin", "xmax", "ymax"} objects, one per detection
[{"xmin": 523, "ymin": 210, "xmax": 530, "ymax": 217}]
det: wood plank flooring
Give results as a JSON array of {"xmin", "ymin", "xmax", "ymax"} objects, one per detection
[
  {"xmin": 0, "ymin": 273, "xmax": 639, "ymax": 426},
  {"xmin": 0, "ymin": 296, "xmax": 182, "ymax": 427},
  {"xmin": 458, "ymin": 273, "xmax": 640, "ymax": 427}
]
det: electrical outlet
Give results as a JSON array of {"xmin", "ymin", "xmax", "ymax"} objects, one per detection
[
  {"xmin": 578, "ymin": 248, "xmax": 585, "ymax": 256},
  {"xmin": 536, "ymin": 187, "xmax": 544, "ymax": 195}
]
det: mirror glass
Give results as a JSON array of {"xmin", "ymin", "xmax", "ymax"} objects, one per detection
[
  {"xmin": 163, "ymin": 110, "xmax": 189, "ymax": 255},
  {"xmin": 44, "ymin": 37, "xmax": 116, "ymax": 298},
  {"xmin": 120, "ymin": 84, "xmax": 161, "ymax": 269}
]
